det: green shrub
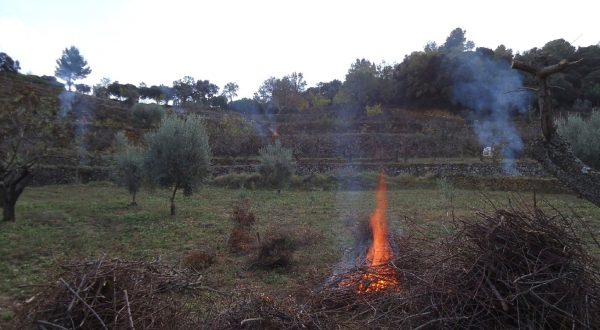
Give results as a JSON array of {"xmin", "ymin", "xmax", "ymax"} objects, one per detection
[
  {"xmin": 299, "ymin": 173, "xmax": 338, "ymax": 190},
  {"xmin": 366, "ymin": 103, "xmax": 383, "ymax": 116},
  {"xmin": 289, "ymin": 175, "xmax": 304, "ymax": 189},
  {"xmin": 207, "ymin": 114, "xmax": 261, "ymax": 157},
  {"xmin": 113, "ymin": 132, "xmax": 144, "ymax": 205},
  {"xmin": 130, "ymin": 103, "xmax": 165, "ymax": 129},
  {"xmin": 211, "ymin": 173, "xmax": 261, "ymax": 189},
  {"xmin": 318, "ymin": 115, "xmax": 334, "ymax": 129},
  {"xmin": 114, "ymin": 148, "xmax": 144, "ymax": 205},
  {"xmin": 113, "ymin": 131, "xmax": 129, "ymax": 151},
  {"xmin": 144, "ymin": 115, "xmax": 211, "ymax": 215},
  {"xmin": 257, "ymin": 140, "xmax": 295, "ymax": 193},
  {"xmin": 557, "ymin": 111, "xmax": 600, "ymax": 170}
]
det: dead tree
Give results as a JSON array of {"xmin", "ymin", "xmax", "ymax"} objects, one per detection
[{"xmin": 512, "ymin": 59, "xmax": 600, "ymax": 207}]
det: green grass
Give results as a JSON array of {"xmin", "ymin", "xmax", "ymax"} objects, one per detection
[{"xmin": 1, "ymin": 182, "xmax": 599, "ymax": 323}]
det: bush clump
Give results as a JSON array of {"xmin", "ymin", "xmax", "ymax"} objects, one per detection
[
  {"xmin": 257, "ymin": 140, "xmax": 295, "ymax": 193},
  {"xmin": 228, "ymin": 198, "xmax": 257, "ymax": 253},
  {"xmin": 182, "ymin": 249, "xmax": 216, "ymax": 271},
  {"xmin": 249, "ymin": 225, "xmax": 318, "ymax": 269},
  {"xmin": 231, "ymin": 198, "xmax": 256, "ymax": 227},
  {"xmin": 130, "ymin": 103, "xmax": 165, "ymax": 129},
  {"xmin": 557, "ymin": 110, "xmax": 600, "ymax": 170},
  {"xmin": 112, "ymin": 131, "xmax": 144, "ymax": 205},
  {"xmin": 211, "ymin": 172, "xmax": 261, "ymax": 189},
  {"xmin": 206, "ymin": 114, "xmax": 261, "ymax": 157},
  {"xmin": 253, "ymin": 234, "xmax": 296, "ymax": 269}
]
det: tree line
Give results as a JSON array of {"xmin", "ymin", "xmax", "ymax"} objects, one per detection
[
  {"xmin": 233, "ymin": 29, "xmax": 600, "ymax": 115},
  {"xmin": 2, "ymin": 28, "xmax": 599, "ymax": 114}
]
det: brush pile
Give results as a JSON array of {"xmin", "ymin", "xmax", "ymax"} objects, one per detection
[
  {"xmin": 209, "ymin": 289, "xmax": 317, "ymax": 329},
  {"xmin": 215, "ymin": 202, "xmax": 600, "ymax": 329},
  {"xmin": 423, "ymin": 204, "xmax": 600, "ymax": 329},
  {"xmin": 228, "ymin": 198, "xmax": 258, "ymax": 253},
  {"xmin": 17, "ymin": 258, "xmax": 203, "ymax": 329},
  {"xmin": 16, "ymin": 202, "xmax": 600, "ymax": 329}
]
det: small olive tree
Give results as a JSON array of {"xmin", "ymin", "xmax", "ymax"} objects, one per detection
[
  {"xmin": 257, "ymin": 140, "xmax": 295, "ymax": 193},
  {"xmin": 113, "ymin": 132, "xmax": 145, "ymax": 206},
  {"xmin": 557, "ymin": 111, "xmax": 600, "ymax": 170},
  {"xmin": 144, "ymin": 115, "xmax": 211, "ymax": 215}
]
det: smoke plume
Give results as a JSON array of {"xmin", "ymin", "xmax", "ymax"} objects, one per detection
[
  {"xmin": 449, "ymin": 53, "xmax": 530, "ymax": 175},
  {"xmin": 59, "ymin": 91, "xmax": 94, "ymax": 166}
]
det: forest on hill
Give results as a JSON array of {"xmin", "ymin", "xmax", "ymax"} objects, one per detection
[{"xmin": 2, "ymin": 28, "xmax": 600, "ymax": 117}]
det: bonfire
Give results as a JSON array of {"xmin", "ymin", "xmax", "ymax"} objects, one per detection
[{"xmin": 339, "ymin": 172, "xmax": 400, "ymax": 293}]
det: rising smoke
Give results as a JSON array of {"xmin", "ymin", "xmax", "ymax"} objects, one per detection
[
  {"xmin": 449, "ymin": 52, "xmax": 531, "ymax": 175},
  {"xmin": 59, "ymin": 91, "xmax": 94, "ymax": 166}
]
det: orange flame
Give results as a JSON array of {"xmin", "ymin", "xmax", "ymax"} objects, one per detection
[
  {"xmin": 340, "ymin": 172, "xmax": 399, "ymax": 293},
  {"xmin": 367, "ymin": 172, "xmax": 392, "ymax": 266}
]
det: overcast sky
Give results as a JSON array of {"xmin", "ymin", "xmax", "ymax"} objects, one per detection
[{"xmin": 1, "ymin": 0, "xmax": 598, "ymax": 98}]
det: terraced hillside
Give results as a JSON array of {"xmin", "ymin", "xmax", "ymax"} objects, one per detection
[{"xmin": 1, "ymin": 73, "xmax": 547, "ymax": 185}]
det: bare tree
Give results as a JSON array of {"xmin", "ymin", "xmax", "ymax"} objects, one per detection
[{"xmin": 512, "ymin": 59, "xmax": 600, "ymax": 207}]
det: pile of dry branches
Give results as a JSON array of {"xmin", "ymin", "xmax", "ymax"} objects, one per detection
[
  {"xmin": 16, "ymin": 201, "xmax": 600, "ymax": 329},
  {"xmin": 228, "ymin": 198, "xmax": 258, "ymax": 253},
  {"xmin": 209, "ymin": 289, "xmax": 318, "ymax": 329},
  {"xmin": 425, "ymin": 202, "xmax": 600, "ymax": 329},
  {"xmin": 17, "ymin": 258, "xmax": 204, "ymax": 329},
  {"xmin": 214, "ymin": 201, "xmax": 600, "ymax": 329}
]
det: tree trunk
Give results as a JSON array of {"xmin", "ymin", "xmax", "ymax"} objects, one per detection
[
  {"xmin": 538, "ymin": 79, "xmax": 556, "ymax": 140},
  {"xmin": 531, "ymin": 135, "xmax": 600, "ymax": 208},
  {"xmin": 170, "ymin": 185, "xmax": 178, "ymax": 216},
  {"xmin": 2, "ymin": 168, "xmax": 33, "ymax": 222},
  {"xmin": 130, "ymin": 191, "xmax": 137, "ymax": 206},
  {"xmin": 512, "ymin": 59, "xmax": 581, "ymax": 142},
  {"xmin": 3, "ymin": 201, "xmax": 16, "ymax": 222}
]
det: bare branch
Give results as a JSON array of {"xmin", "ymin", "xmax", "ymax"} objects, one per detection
[
  {"xmin": 539, "ymin": 59, "xmax": 583, "ymax": 77},
  {"xmin": 511, "ymin": 60, "xmax": 537, "ymax": 75},
  {"xmin": 504, "ymin": 87, "xmax": 538, "ymax": 94},
  {"xmin": 59, "ymin": 278, "xmax": 108, "ymax": 330}
]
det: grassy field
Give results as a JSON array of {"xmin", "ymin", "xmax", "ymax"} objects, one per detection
[{"xmin": 1, "ymin": 182, "xmax": 599, "ymax": 324}]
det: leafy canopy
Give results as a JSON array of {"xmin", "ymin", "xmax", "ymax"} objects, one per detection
[
  {"xmin": 55, "ymin": 46, "xmax": 92, "ymax": 91},
  {"xmin": 557, "ymin": 111, "xmax": 600, "ymax": 170},
  {"xmin": 144, "ymin": 114, "xmax": 211, "ymax": 196},
  {"xmin": 257, "ymin": 140, "xmax": 295, "ymax": 192},
  {"xmin": 112, "ymin": 132, "xmax": 145, "ymax": 204}
]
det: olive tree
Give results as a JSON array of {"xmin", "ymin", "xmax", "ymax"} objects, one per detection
[
  {"xmin": 257, "ymin": 140, "xmax": 295, "ymax": 193},
  {"xmin": 1, "ymin": 87, "xmax": 65, "ymax": 221},
  {"xmin": 144, "ymin": 115, "xmax": 211, "ymax": 215},
  {"xmin": 113, "ymin": 132, "xmax": 145, "ymax": 206},
  {"xmin": 557, "ymin": 111, "xmax": 600, "ymax": 170}
]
